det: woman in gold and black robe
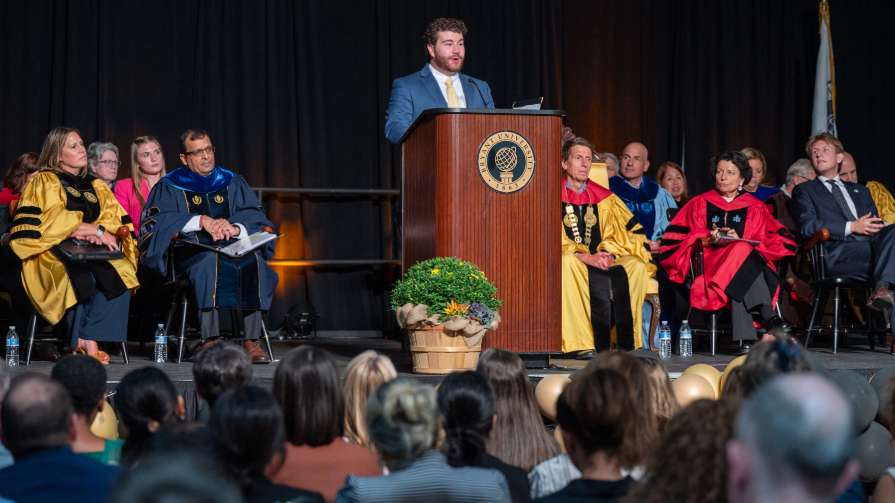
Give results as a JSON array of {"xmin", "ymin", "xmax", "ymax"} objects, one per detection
[{"xmin": 8, "ymin": 127, "xmax": 138, "ymax": 361}]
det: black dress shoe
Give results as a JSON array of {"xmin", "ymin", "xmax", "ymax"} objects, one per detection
[
  {"xmin": 764, "ymin": 316, "xmax": 791, "ymax": 336},
  {"xmin": 560, "ymin": 350, "xmax": 594, "ymax": 360}
]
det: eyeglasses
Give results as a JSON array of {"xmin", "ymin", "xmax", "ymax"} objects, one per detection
[
  {"xmin": 97, "ymin": 160, "xmax": 121, "ymax": 167},
  {"xmin": 185, "ymin": 146, "xmax": 215, "ymax": 157}
]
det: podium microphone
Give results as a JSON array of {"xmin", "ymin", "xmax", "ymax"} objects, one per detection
[{"xmin": 467, "ymin": 77, "xmax": 487, "ymax": 108}]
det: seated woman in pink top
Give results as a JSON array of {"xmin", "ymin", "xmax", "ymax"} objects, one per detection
[
  {"xmin": 268, "ymin": 346, "xmax": 382, "ymax": 502},
  {"xmin": 114, "ymin": 136, "xmax": 165, "ymax": 233}
]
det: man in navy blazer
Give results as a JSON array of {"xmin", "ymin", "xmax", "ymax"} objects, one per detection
[
  {"xmin": 793, "ymin": 133, "xmax": 895, "ymax": 316},
  {"xmin": 384, "ymin": 17, "xmax": 495, "ymax": 144},
  {"xmin": 0, "ymin": 374, "xmax": 120, "ymax": 502}
]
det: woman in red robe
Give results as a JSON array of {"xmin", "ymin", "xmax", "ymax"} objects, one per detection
[{"xmin": 657, "ymin": 151, "xmax": 797, "ymax": 344}]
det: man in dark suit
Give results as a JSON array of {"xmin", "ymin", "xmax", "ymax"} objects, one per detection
[
  {"xmin": 793, "ymin": 133, "xmax": 895, "ymax": 316},
  {"xmin": 0, "ymin": 373, "xmax": 120, "ymax": 501},
  {"xmin": 384, "ymin": 17, "xmax": 495, "ymax": 144}
]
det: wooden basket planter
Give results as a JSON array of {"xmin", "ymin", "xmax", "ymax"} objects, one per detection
[{"xmin": 408, "ymin": 325, "xmax": 482, "ymax": 374}]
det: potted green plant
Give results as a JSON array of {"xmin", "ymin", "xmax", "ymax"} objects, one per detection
[{"xmin": 391, "ymin": 257, "xmax": 502, "ymax": 374}]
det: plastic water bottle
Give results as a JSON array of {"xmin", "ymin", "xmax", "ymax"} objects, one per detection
[
  {"xmin": 678, "ymin": 320, "xmax": 693, "ymax": 358},
  {"xmin": 5, "ymin": 326, "xmax": 18, "ymax": 367},
  {"xmin": 153, "ymin": 324, "xmax": 168, "ymax": 364},
  {"xmin": 658, "ymin": 321, "xmax": 672, "ymax": 360}
]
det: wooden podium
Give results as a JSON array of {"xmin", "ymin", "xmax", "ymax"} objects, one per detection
[{"xmin": 400, "ymin": 109, "xmax": 564, "ymax": 356}]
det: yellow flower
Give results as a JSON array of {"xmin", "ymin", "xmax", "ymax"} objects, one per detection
[
  {"xmin": 431, "ymin": 268, "xmax": 441, "ymax": 275},
  {"xmin": 443, "ymin": 299, "xmax": 469, "ymax": 317}
]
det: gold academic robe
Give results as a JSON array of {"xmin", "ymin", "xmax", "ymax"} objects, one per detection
[
  {"xmin": 867, "ymin": 180, "xmax": 895, "ymax": 225},
  {"xmin": 9, "ymin": 170, "xmax": 138, "ymax": 324},
  {"xmin": 561, "ymin": 180, "xmax": 655, "ymax": 352}
]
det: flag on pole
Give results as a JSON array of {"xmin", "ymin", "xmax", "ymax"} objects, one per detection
[{"xmin": 812, "ymin": 0, "xmax": 837, "ymax": 136}]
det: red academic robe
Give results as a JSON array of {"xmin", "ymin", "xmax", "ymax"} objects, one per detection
[{"xmin": 657, "ymin": 190, "xmax": 796, "ymax": 311}]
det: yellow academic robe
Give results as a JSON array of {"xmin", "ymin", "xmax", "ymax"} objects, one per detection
[
  {"xmin": 561, "ymin": 181, "xmax": 655, "ymax": 352},
  {"xmin": 9, "ymin": 171, "xmax": 139, "ymax": 324},
  {"xmin": 867, "ymin": 180, "xmax": 895, "ymax": 225}
]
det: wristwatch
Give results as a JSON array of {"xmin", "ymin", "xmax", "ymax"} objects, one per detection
[{"xmin": 95, "ymin": 224, "xmax": 106, "ymax": 237}]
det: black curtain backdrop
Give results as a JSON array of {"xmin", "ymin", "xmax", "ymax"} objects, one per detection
[{"xmin": 0, "ymin": 0, "xmax": 888, "ymax": 332}]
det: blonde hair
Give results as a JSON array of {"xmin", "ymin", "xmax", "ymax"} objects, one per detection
[
  {"xmin": 365, "ymin": 378, "xmax": 438, "ymax": 471},
  {"xmin": 740, "ymin": 147, "xmax": 769, "ymax": 185},
  {"xmin": 638, "ymin": 357, "xmax": 679, "ymax": 430},
  {"xmin": 130, "ymin": 136, "xmax": 166, "ymax": 208},
  {"xmin": 36, "ymin": 126, "xmax": 85, "ymax": 177},
  {"xmin": 343, "ymin": 351, "xmax": 397, "ymax": 447}
]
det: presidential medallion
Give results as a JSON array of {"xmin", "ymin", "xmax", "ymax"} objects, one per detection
[{"xmin": 477, "ymin": 131, "xmax": 536, "ymax": 194}]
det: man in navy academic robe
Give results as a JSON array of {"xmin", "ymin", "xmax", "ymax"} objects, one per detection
[{"xmin": 139, "ymin": 129, "xmax": 277, "ymax": 362}]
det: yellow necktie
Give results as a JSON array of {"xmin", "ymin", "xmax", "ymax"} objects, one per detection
[{"xmin": 445, "ymin": 78, "xmax": 460, "ymax": 107}]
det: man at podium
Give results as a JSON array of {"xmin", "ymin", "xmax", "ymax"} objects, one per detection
[
  {"xmin": 384, "ymin": 17, "xmax": 495, "ymax": 144},
  {"xmin": 561, "ymin": 137, "xmax": 655, "ymax": 356},
  {"xmin": 139, "ymin": 129, "xmax": 277, "ymax": 362}
]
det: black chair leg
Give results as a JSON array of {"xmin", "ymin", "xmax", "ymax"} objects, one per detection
[
  {"xmin": 120, "ymin": 342, "xmax": 129, "ymax": 364},
  {"xmin": 25, "ymin": 313, "xmax": 37, "ymax": 365},
  {"xmin": 177, "ymin": 295, "xmax": 189, "ymax": 364},
  {"xmin": 832, "ymin": 287, "xmax": 841, "ymax": 354},
  {"xmin": 805, "ymin": 287, "xmax": 825, "ymax": 349},
  {"xmin": 260, "ymin": 319, "xmax": 275, "ymax": 361}
]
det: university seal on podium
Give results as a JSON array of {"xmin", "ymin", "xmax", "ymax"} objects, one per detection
[{"xmin": 477, "ymin": 131, "xmax": 535, "ymax": 193}]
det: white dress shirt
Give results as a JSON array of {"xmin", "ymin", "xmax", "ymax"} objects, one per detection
[
  {"xmin": 818, "ymin": 175, "xmax": 858, "ymax": 236},
  {"xmin": 428, "ymin": 64, "xmax": 466, "ymax": 108}
]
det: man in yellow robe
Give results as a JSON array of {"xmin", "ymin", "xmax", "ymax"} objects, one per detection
[
  {"xmin": 839, "ymin": 152, "xmax": 895, "ymax": 224},
  {"xmin": 561, "ymin": 137, "xmax": 655, "ymax": 356}
]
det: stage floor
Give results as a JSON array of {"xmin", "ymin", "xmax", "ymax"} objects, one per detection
[{"xmin": 11, "ymin": 331, "xmax": 895, "ymax": 383}]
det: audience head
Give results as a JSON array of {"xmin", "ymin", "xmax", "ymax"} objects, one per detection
[
  {"xmin": 437, "ymin": 371, "xmax": 495, "ymax": 467},
  {"xmin": 210, "ymin": 385, "xmax": 285, "ymax": 491},
  {"xmin": 557, "ymin": 368, "xmax": 632, "ymax": 474},
  {"xmin": 3, "ymin": 152, "xmax": 39, "ymax": 193},
  {"xmin": 192, "ymin": 341, "xmax": 252, "ymax": 408},
  {"xmin": 37, "ymin": 126, "xmax": 87, "ymax": 177},
  {"xmin": 620, "ymin": 142, "xmax": 650, "ymax": 184},
  {"xmin": 109, "ymin": 452, "xmax": 241, "ymax": 503},
  {"xmin": 114, "ymin": 367, "xmax": 184, "ymax": 466},
  {"xmin": 638, "ymin": 357, "xmax": 679, "ymax": 430},
  {"xmin": 740, "ymin": 147, "xmax": 768, "ymax": 191},
  {"xmin": 179, "ymin": 128, "xmax": 215, "ymax": 176},
  {"xmin": 711, "ymin": 150, "xmax": 752, "ymax": 196},
  {"xmin": 656, "ymin": 161, "xmax": 688, "ymax": 202},
  {"xmin": 50, "ymin": 354, "xmax": 107, "ymax": 423},
  {"xmin": 366, "ymin": 378, "xmax": 439, "ymax": 472},
  {"xmin": 722, "ymin": 336, "xmax": 815, "ymax": 408},
  {"xmin": 586, "ymin": 351, "xmax": 659, "ymax": 468},
  {"xmin": 601, "ymin": 152, "xmax": 620, "ymax": 178},
  {"xmin": 624, "ymin": 399, "xmax": 738, "ymax": 503},
  {"xmin": 0, "ymin": 373, "xmax": 74, "ymax": 459},
  {"xmin": 838, "ymin": 152, "xmax": 857, "ymax": 183},
  {"xmin": 273, "ymin": 345, "xmax": 343, "ymax": 447},
  {"xmin": 476, "ymin": 348, "xmax": 559, "ymax": 471},
  {"xmin": 727, "ymin": 373, "xmax": 858, "ymax": 503},
  {"xmin": 784, "ymin": 158, "xmax": 815, "ymax": 192},
  {"xmin": 87, "ymin": 141, "xmax": 120, "ymax": 185},
  {"xmin": 806, "ymin": 132, "xmax": 845, "ymax": 178},
  {"xmin": 343, "ymin": 350, "xmax": 397, "ymax": 447},
  {"xmin": 424, "ymin": 18, "xmax": 467, "ymax": 76},
  {"xmin": 130, "ymin": 136, "xmax": 166, "ymax": 186},
  {"xmin": 147, "ymin": 421, "xmax": 216, "ymax": 462},
  {"xmin": 562, "ymin": 136, "xmax": 595, "ymax": 185},
  {"xmin": 0, "ymin": 366, "xmax": 8, "ymax": 433}
]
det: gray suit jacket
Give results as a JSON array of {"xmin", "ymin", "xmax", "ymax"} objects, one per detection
[{"xmin": 336, "ymin": 451, "xmax": 511, "ymax": 503}]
